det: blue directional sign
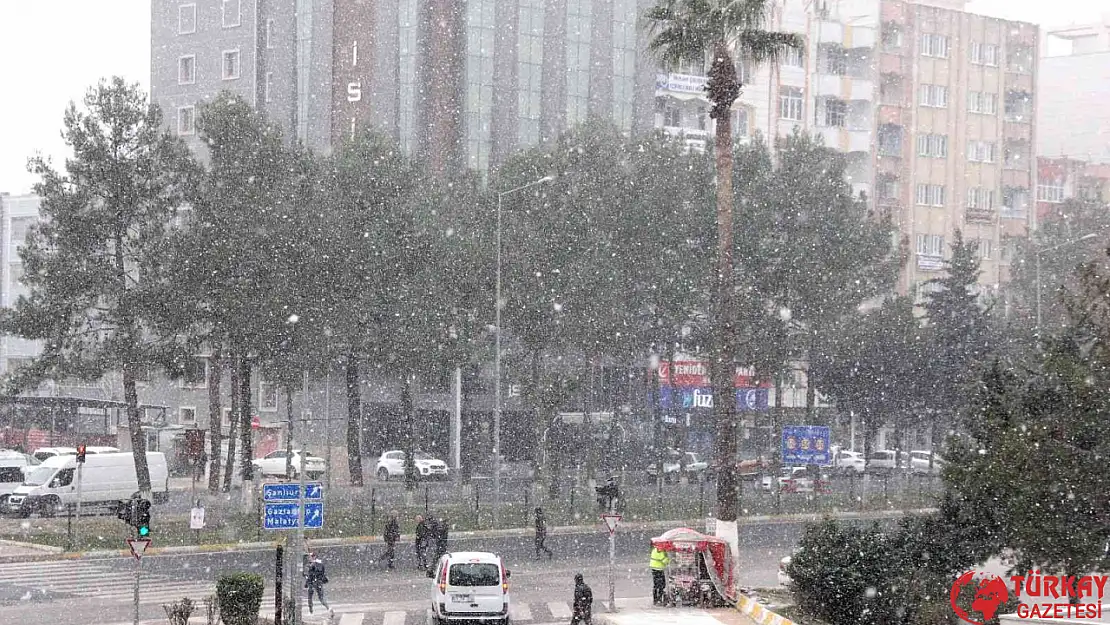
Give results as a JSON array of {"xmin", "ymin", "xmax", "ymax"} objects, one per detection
[
  {"xmin": 263, "ymin": 502, "xmax": 301, "ymax": 530},
  {"xmin": 304, "ymin": 482, "xmax": 323, "ymax": 500},
  {"xmin": 782, "ymin": 425, "xmax": 831, "ymax": 466},
  {"xmin": 263, "ymin": 483, "xmax": 300, "ymax": 502},
  {"xmin": 304, "ymin": 502, "xmax": 324, "ymax": 529}
]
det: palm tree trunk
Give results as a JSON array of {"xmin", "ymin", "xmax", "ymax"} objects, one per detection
[
  {"xmin": 345, "ymin": 354, "xmax": 364, "ymax": 486},
  {"xmin": 709, "ymin": 41, "xmax": 740, "ymax": 522},
  {"xmin": 239, "ymin": 358, "xmax": 254, "ymax": 482},
  {"xmin": 207, "ymin": 348, "xmax": 223, "ymax": 493}
]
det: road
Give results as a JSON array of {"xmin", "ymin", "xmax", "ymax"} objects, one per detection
[{"xmin": 0, "ymin": 517, "xmax": 875, "ymax": 625}]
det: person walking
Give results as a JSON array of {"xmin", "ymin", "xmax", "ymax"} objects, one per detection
[
  {"xmin": 383, "ymin": 511, "xmax": 400, "ymax": 571},
  {"xmin": 433, "ymin": 515, "xmax": 450, "ymax": 563},
  {"xmin": 304, "ymin": 551, "xmax": 333, "ymax": 617},
  {"xmin": 414, "ymin": 514, "xmax": 430, "ymax": 571},
  {"xmin": 534, "ymin": 507, "xmax": 553, "ymax": 559},
  {"xmin": 650, "ymin": 544, "xmax": 670, "ymax": 606},
  {"xmin": 571, "ymin": 573, "xmax": 593, "ymax": 625}
]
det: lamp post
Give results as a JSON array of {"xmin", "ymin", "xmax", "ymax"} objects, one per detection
[
  {"xmin": 1034, "ymin": 233, "xmax": 1096, "ymax": 332},
  {"xmin": 283, "ymin": 313, "xmax": 301, "ymax": 625},
  {"xmin": 493, "ymin": 174, "xmax": 554, "ymax": 527}
]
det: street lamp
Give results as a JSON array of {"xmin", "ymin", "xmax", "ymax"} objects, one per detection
[
  {"xmin": 493, "ymin": 174, "xmax": 554, "ymax": 527},
  {"xmin": 1035, "ymin": 233, "xmax": 1097, "ymax": 332}
]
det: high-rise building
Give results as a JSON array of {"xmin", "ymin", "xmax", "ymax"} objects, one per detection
[
  {"xmin": 655, "ymin": 0, "xmax": 1039, "ymax": 299},
  {"xmin": 1038, "ymin": 16, "xmax": 1110, "ymax": 163}
]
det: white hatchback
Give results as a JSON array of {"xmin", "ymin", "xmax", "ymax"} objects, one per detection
[{"xmin": 431, "ymin": 551, "xmax": 511, "ymax": 625}]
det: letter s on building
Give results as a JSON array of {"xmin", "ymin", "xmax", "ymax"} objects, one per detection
[{"xmin": 347, "ymin": 82, "xmax": 362, "ymax": 102}]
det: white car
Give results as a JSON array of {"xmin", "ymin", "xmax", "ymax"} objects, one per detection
[
  {"xmin": 866, "ymin": 450, "xmax": 905, "ymax": 473},
  {"xmin": 646, "ymin": 450, "xmax": 708, "ymax": 482},
  {"xmin": 252, "ymin": 449, "xmax": 326, "ymax": 479},
  {"xmin": 834, "ymin": 450, "xmax": 865, "ymax": 474},
  {"xmin": 430, "ymin": 551, "xmax": 510, "ymax": 625},
  {"xmin": 31, "ymin": 447, "xmax": 77, "ymax": 462},
  {"xmin": 910, "ymin": 450, "xmax": 944, "ymax": 475},
  {"xmin": 376, "ymin": 450, "xmax": 449, "ymax": 481},
  {"xmin": 778, "ymin": 555, "xmax": 793, "ymax": 587}
]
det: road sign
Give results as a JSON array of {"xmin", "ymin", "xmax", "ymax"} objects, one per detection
[
  {"xmin": 304, "ymin": 482, "xmax": 323, "ymax": 500},
  {"xmin": 126, "ymin": 538, "xmax": 151, "ymax": 561},
  {"xmin": 190, "ymin": 506, "xmax": 206, "ymax": 530},
  {"xmin": 263, "ymin": 483, "xmax": 301, "ymax": 502},
  {"xmin": 601, "ymin": 514, "xmax": 621, "ymax": 535},
  {"xmin": 782, "ymin": 425, "xmax": 831, "ymax": 465},
  {"xmin": 264, "ymin": 502, "xmax": 301, "ymax": 530},
  {"xmin": 304, "ymin": 502, "xmax": 324, "ymax": 529}
]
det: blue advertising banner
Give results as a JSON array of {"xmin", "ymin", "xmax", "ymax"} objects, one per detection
[
  {"xmin": 658, "ymin": 387, "xmax": 769, "ymax": 412},
  {"xmin": 781, "ymin": 425, "xmax": 831, "ymax": 466}
]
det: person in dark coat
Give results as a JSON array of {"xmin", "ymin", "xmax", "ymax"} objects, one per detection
[
  {"xmin": 571, "ymin": 573, "xmax": 593, "ymax": 625},
  {"xmin": 434, "ymin": 515, "xmax": 450, "ymax": 562},
  {"xmin": 534, "ymin": 507, "xmax": 553, "ymax": 559},
  {"xmin": 304, "ymin": 552, "xmax": 332, "ymax": 616},
  {"xmin": 414, "ymin": 514, "xmax": 430, "ymax": 570},
  {"xmin": 383, "ymin": 511, "xmax": 401, "ymax": 570}
]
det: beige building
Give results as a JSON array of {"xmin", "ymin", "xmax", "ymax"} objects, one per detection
[{"xmin": 654, "ymin": 0, "xmax": 1039, "ymax": 300}]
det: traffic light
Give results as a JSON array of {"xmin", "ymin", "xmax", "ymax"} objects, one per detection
[
  {"xmin": 136, "ymin": 499, "xmax": 151, "ymax": 537},
  {"xmin": 76, "ymin": 444, "xmax": 86, "ymax": 463},
  {"xmin": 116, "ymin": 499, "xmax": 133, "ymax": 525}
]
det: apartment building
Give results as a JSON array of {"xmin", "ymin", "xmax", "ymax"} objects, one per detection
[
  {"xmin": 1039, "ymin": 16, "xmax": 1110, "ymax": 163},
  {"xmin": 1036, "ymin": 156, "xmax": 1110, "ymax": 221}
]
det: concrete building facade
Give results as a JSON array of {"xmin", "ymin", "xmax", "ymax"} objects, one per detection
[{"xmin": 1038, "ymin": 16, "xmax": 1110, "ymax": 163}]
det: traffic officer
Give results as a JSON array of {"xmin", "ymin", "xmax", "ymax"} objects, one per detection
[{"xmin": 650, "ymin": 544, "xmax": 670, "ymax": 606}]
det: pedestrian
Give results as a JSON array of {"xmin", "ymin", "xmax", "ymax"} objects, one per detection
[
  {"xmin": 534, "ymin": 507, "xmax": 553, "ymax": 559},
  {"xmin": 304, "ymin": 551, "xmax": 333, "ymax": 617},
  {"xmin": 414, "ymin": 514, "xmax": 430, "ymax": 571},
  {"xmin": 571, "ymin": 572, "xmax": 593, "ymax": 625},
  {"xmin": 383, "ymin": 511, "xmax": 400, "ymax": 571},
  {"xmin": 434, "ymin": 515, "xmax": 450, "ymax": 563},
  {"xmin": 650, "ymin": 544, "xmax": 670, "ymax": 606}
]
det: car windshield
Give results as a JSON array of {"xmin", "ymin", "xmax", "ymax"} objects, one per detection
[
  {"xmin": 414, "ymin": 452, "xmax": 435, "ymax": 460},
  {"xmin": 687, "ymin": 453, "xmax": 702, "ymax": 463},
  {"xmin": 23, "ymin": 466, "xmax": 56, "ymax": 486},
  {"xmin": 448, "ymin": 563, "xmax": 501, "ymax": 587}
]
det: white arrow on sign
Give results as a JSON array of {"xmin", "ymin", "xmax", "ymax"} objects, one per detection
[
  {"xmin": 126, "ymin": 538, "xmax": 152, "ymax": 561},
  {"xmin": 601, "ymin": 514, "xmax": 621, "ymax": 535}
]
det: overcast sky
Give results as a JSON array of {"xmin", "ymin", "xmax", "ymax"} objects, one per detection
[{"xmin": 0, "ymin": 0, "xmax": 1105, "ymax": 195}]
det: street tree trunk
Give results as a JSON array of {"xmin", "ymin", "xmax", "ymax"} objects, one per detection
[
  {"xmin": 239, "ymin": 358, "xmax": 254, "ymax": 482},
  {"xmin": 345, "ymin": 354, "xmax": 364, "ymax": 486},
  {"xmin": 402, "ymin": 373, "xmax": 417, "ymax": 491},
  {"xmin": 708, "ymin": 40, "xmax": 741, "ymax": 522},
  {"xmin": 207, "ymin": 348, "xmax": 223, "ymax": 493},
  {"xmin": 223, "ymin": 353, "xmax": 239, "ymax": 492},
  {"xmin": 122, "ymin": 364, "xmax": 152, "ymax": 498}
]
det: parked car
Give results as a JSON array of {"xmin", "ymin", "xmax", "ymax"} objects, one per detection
[
  {"xmin": 31, "ymin": 447, "xmax": 77, "ymax": 463},
  {"xmin": 833, "ymin": 450, "xmax": 865, "ymax": 474},
  {"xmin": 430, "ymin": 551, "xmax": 510, "ymax": 625},
  {"xmin": 866, "ymin": 450, "xmax": 905, "ymax": 474},
  {"xmin": 766, "ymin": 466, "xmax": 830, "ymax": 493},
  {"xmin": 910, "ymin": 450, "xmax": 944, "ymax": 475},
  {"xmin": 376, "ymin": 450, "xmax": 450, "ymax": 481},
  {"xmin": 0, "ymin": 451, "xmax": 39, "ymax": 509},
  {"xmin": 646, "ymin": 449, "xmax": 708, "ymax": 482},
  {"xmin": 252, "ymin": 449, "xmax": 326, "ymax": 480}
]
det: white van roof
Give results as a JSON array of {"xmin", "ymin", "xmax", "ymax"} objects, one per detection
[{"xmin": 446, "ymin": 552, "xmax": 502, "ymax": 564}]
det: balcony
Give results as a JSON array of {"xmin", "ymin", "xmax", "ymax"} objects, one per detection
[
  {"xmin": 819, "ymin": 21, "xmax": 875, "ymax": 47},
  {"xmin": 965, "ymin": 208, "xmax": 996, "ymax": 223},
  {"xmin": 816, "ymin": 73, "xmax": 875, "ymax": 100},
  {"xmin": 817, "ymin": 126, "xmax": 872, "ymax": 152},
  {"xmin": 1002, "ymin": 168, "xmax": 1030, "ymax": 187},
  {"xmin": 878, "ymin": 104, "xmax": 904, "ymax": 124},
  {"xmin": 879, "ymin": 53, "xmax": 906, "ymax": 75},
  {"xmin": 917, "ymin": 254, "xmax": 944, "ymax": 272},
  {"xmin": 655, "ymin": 73, "xmax": 708, "ymax": 96}
]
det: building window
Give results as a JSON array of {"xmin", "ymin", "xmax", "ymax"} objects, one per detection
[
  {"xmin": 882, "ymin": 24, "xmax": 903, "ymax": 49},
  {"xmin": 662, "ymin": 101, "xmax": 681, "ymax": 127},
  {"xmin": 181, "ymin": 357, "xmax": 207, "ymax": 388},
  {"xmin": 915, "ymin": 183, "xmax": 946, "ymax": 207},
  {"xmin": 782, "ymin": 46, "xmax": 804, "ymax": 68},
  {"xmin": 222, "ymin": 0, "xmax": 241, "ymax": 28},
  {"xmin": 1008, "ymin": 44, "xmax": 1034, "ymax": 74},
  {"xmin": 823, "ymin": 45, "xmax": 847, "ymax": 75},
  {"xmin": 919, "ymin": 84, "xmax": 948, "ymax": 108},
  {"xmin": 916, "ymin": 133, "xmax": 948, "ymax": 158},
  {"xmin": 178, "ymin": 3, "xmax": 197, "ymax": 34},
  {"xmin": 824, "ymin": 99, "xmax": 847, "ymax": 127},
  {"xmin": 968, "ymin": 91, "xmax": 998, "ymax": 115},
  {"xmin": 697, "ymin": 105, "xmax": 708, "ymax": 131},
  {"xmin": 966, "ymin": 187, "xmax": 996, "ymax": 209},
  {"xmin": 266, "ymin": 19, "xmax": 274, "ymax": 48},
  {"xmin": 179, "ymin": 407, "xmax": 197, "ymax": 425},
  {"xmin": 780, "ymin": 86, "xmax": 803, "ymax": 121},
  {"xmin": 222, "ymin": 49, "xmax": 241, "ymax": 80},
  {"xmin": 178, "ymin": 55, "xmax": 196, "ymax": 85},
  {"xmin": 1005, "ymin": 90, "xmax": 1032, "ymax": 122},
  {"xmin": 878, "ymin": 124, "xmax": 903, "ymax": 156},
  {"xmin": 979, "ymin": 239, "xmax": 993, "ymax": 260},
  {"xmin": 177, "ymin": 106, "xmax": 196, "ymax": 135},
  {"xmin": 264, "ymin": 72, "xmax": 273, "ymax": 103},
  {"xmin": 967, "ymin": 140, "xmax": 996, "ymax": 163},
  {"xmin": 1004, "ymin": 141, "xmax": 1028, "ymax": 169},
  {"xmin": 1037, "ymin": 178, "xmax": 1066, "ymax": 203},
  {"xmin": 920, "ymin": 33, "xmax": 950, "ymax": 58},
  {"xmin": 970, "ymin": 42, "xmax": 998, "ymax": 66},
  {"xmin": 732, "ymin": 107, "xmax": 749, "ymax": 137},
  {"xmin": 1003, "ymin": 187, "xmax": 1029, "ymax": 214},
  {"xmin": 259, "ymin": 380, "xmax": 278, "ymax": 412},
  {"xmin": 916, "ymin": 233, "xmax": 945, "ymax": 256}
]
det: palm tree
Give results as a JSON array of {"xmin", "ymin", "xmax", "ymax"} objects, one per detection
[{"xmin": 644, "ymin": 0, "xmax": 802, "ymax": 521}]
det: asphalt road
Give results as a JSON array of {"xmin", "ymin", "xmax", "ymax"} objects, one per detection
[{"xmin": 1, "ymin": 517, "xmax": 886, "ymax": 625}]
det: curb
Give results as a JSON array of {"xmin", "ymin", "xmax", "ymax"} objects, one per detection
[
  {"xmin": 738, "ymin": 595, "xmax": 796, "ymax": 625},
  {"xmin": 0, "ymin": 507, "xmax": 937, "ymax": 564}
]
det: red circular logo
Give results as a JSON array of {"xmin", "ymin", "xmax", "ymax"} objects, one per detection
[{"xmin": 950, "ymin": 571, "xmax": 1010, "ymax": 625}]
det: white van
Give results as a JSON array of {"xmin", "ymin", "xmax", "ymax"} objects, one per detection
[
  {"xmin": 0, "ymin": 451, "xmax": 38, "ymax": 508},
  {"xmin": 7, "ymin": 452, "xmax": 169, "ymax": 517},
  {"xmin": 430, "ymin": 551, "xmax": 511, "ymax": 625}
]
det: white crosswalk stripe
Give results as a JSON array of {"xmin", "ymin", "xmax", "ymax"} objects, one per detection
[
  {"xmin": 546, "ymin": 601, "xmax": 573, "ymax": 619},
  {"xmin": 381, "ymin": 611, "xmax": 406, "ymax": 625}
]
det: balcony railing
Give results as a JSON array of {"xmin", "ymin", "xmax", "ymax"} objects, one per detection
[
  {"xmin": 917, "ymin": 255, "xmax": 944, "ymax": 271},
  {"xmin": 965, "ymin": 207, "xmax": 996, "ymax": 223}
]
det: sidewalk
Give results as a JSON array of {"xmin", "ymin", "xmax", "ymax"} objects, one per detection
[
  {"xmin": 597, "ymin": 606, "xmax": 759, "ymax": 625},
  {"xmin": 0, "ymin": 507, "xmax": 936, "ymax": 564}
]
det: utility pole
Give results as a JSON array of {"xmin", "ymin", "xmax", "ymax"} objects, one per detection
[{"xmin": 296, "ymin": 368, "xmax": 309, "ymax": 625}]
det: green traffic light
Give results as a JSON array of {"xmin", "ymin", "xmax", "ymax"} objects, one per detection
[{"xmin": 139, "ymin": 526, "xmax": 150, "ymax": 537}]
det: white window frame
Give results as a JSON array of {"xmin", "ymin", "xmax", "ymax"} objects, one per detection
[
  {"xmin": 915, "ymin": 234, "xmax": 945, "ymax": 257},
  {"xmin": 782, "ymin": 47, "xmax": 804, "ymax": 68},
  {"xmin": 982, "ymin": 93, "xmax": 997, "ymax": 115},
  {"xmin": 916, "ymin": 183, "xmax": 929, "ymax": 205},
  {"xmin": 930, "ymin": 184, "xmax": 945, "ymax": 207},
  {"xmin": 222, "ymin": 48, "xmax": 241, "ymax": 80},
  {"xmin": 180, "ymin": 356, "xmax": 208, "ymax": 388},
  {"xmin": 178, "ymin": 54, "xmax": 196, "ymax": 85},
  {"xmin": 917, "ymin": 134, "xmax": 947, "ymax": 158},
  {"xmin": 258, "ymin": 379, "xmax": 279, "ymax": 412},
  {"xmin": 179, "ymin": 406, "xmax": 198, "ymax": 425},
  {"xmin": 921, "ymin": 33, "xmax": 949, "ymax": 58},
  {"xmin": 980, "ymin": 239, "xmax": 993, "ymax": 260},
  {"xmin": 1037, "ymin": 179, "xmax": 1066, "ymax": 203},
  {"xmin": 222, "ymin": 0, "xmax": 241, "ymax": 28},
  {"xmin": 178, "ymin": 106, "xmax": 196, "ymax": 136},
  {"xmin": 178, "ymin": 3, "xmax": 197, "ymax": 35},
  {"xmin": 780, "ymin": 87, "xmax": 803, "ymax": 121},
  {"xmin": 824, "ymin": 99, "xmax": 847, "ymax": 127},
  {"xmin": 265, "ymin": 72, "xmax": 273, "ymax": 103}
]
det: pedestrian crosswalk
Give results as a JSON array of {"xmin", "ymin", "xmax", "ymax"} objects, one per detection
[
  {"xmin": 0, "ymin": 559, "xmax": 274, "ymax": 608},
  {"xmin": 99, "ymin": 597, "xmax": 654, "ymax": 625}
]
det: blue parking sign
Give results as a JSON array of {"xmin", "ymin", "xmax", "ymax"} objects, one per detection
[{"xmin": 782, "ymin": 425, "xmax": 831, "ymax": 466}]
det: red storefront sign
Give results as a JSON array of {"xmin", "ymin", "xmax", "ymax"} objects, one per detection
[{"xmin": 656, "ymin": 360, "xmax": 773, "ymax": 389}]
